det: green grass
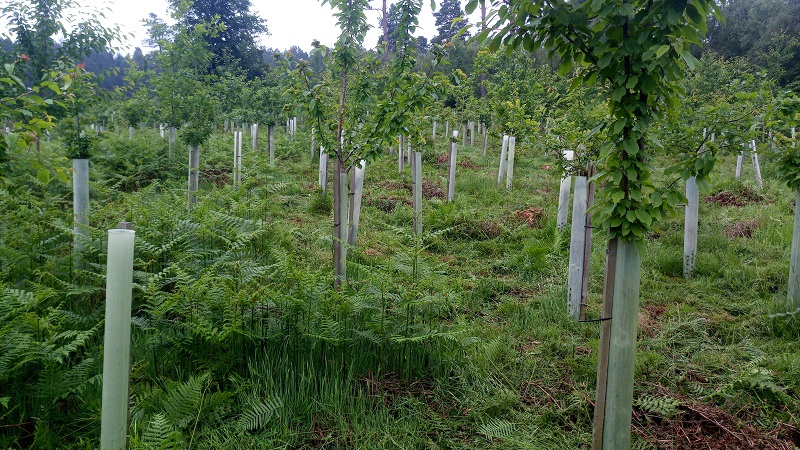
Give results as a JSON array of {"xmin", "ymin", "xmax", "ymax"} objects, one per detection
[{"xmin": 0, "ymin": 126, "xmax": 797, "ymax": 448}]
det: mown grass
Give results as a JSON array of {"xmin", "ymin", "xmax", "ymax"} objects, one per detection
[{"xmin": 0, "ymin": 126, "xmax": 798, "ymax": 449}]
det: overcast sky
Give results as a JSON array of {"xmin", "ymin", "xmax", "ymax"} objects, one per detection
[{"xmin": 60, "ymin": 0, "xmax": 481, "ymax": 55}]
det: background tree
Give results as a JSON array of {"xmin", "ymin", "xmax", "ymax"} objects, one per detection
[
  {"xmin": 148, "ymin": 3, "xmax": 220, "ymax": 147},
  {"xmin": 432, "ymin": 0, "xmax": 469, "ymax": 44},
  {"xmin": 706, "ymin": 0, "xmax": 800, "ymax": 91},
  {"xmin": 377, "ymin": 3, "xmax": 401, "ymax": 54},
  {"xmin": 170, "ymin": 0, "xmax": 268, "ymax": 78}
]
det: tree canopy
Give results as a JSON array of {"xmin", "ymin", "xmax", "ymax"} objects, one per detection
[{"xmin": 170, "ymin": 0, "xmax": 268, "ymax": 78}]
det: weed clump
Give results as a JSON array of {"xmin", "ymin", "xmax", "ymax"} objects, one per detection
[{"xmin": 307, "ymin": 191, "xmax": 332, "ymax": 215}]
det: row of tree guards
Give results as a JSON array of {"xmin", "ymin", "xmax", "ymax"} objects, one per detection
[{"xmin": 75, "ymin": 121, "xmax": 798, "ymax": 448}]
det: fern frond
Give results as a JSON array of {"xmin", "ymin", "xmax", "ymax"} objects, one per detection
[
  {"xmin": 237, "ymin": 396, "xmax": 283, "ymax": 432},
  {"xmin": 635, "ymin": 393, "xmax": 681, "ymax": 418},
  {"xmin": 477, "ymin": 418, "xmax": 516, "ymax": 440}
]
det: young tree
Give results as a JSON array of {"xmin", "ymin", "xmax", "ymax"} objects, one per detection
[
  {"xmin": 2, "ymin": 0, "xmax": 120, "ymax": 84},
  {"xmin": 282, "ymin": 0, "xmax": 444, "ymax": 288},
  {"xmin": 477, "ymin": 0, "xmax": 721, "ymax": 447}
]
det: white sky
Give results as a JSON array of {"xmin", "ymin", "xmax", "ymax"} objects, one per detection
[{"xmin": 56, "ymin": 0, "xmax": 482, "ymax": 55}]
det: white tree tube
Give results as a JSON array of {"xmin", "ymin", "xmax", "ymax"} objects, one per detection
[
  {"xmin": 445, "ymin": 121, "xmax": 449, "ymax": 137},
  {"xmin": 497, "ymin": 135, "xmax": 509, "ymax": 185},
  {"xmin": 348, "ymin": 160, "xmax": 366, "ymax": 247},
  {"xmin": 557, "ymin": 150, "xmax": 575, "ymax": 230},
  {"xmin": 413, "ymin": 151, "xmax": 423, "ymax": 235},
  {"xmin": 73, "ymin": 159, "xmax": 90, "ymax": 253},
  {"xmin": 100, "ymin": 225, "xmax": 135, "ymax": 450},
  {"xmin": 791, "ymin": 190, "xmax": 800, "ymax": 313},
  {"xmin": 447, "ymin": 131, "xmax": 458, "ymax": 202},
  {"xmin": 318, "ymin": 147, "xmax": 328, "ymax": 192},
  {"xmin": 269, "ymin": 125, "xmax": 275, "ymax": 166},
  {"xmin": 470, "ymin": 121, "xmax": 475, "ymax": 146},
  {"xmin": 398, "ymin": 135, "xmax": 405, "ymax": 173},
  {"xmin": 567, "ymin": 175, "xmax": 587, "ymax": 321},
  {"xmin": 252, "ymin": 123, "xmax": 258, "ymax": 150},
  {"xmin": 339, "ymin": 171, "xmax": 349, "ymax": 276},
  {"xmin": 790, "ymin": 131, "xmax": 799, "ymax": 312},
  {"xmin": 310, "ymin": 127, "xmax": 316, "ymax": 160},
  {"xmin": 597, "ymin": 239, "xmax": 641, "ymax": 449},
  {"xmin": 683, "ymin": 176, "xmax": 699, "ymax": 278},
  {"xmin": 482, "ymin": 129, "xmax": 488, "ymax": 156},
  {"xmin": 750, "ymin": 140, "xmax": 763, "ymax": 189},
  {"xmin": 506, "ymin": 136, "xmax": 516, "ymax": 190},
  {"xmin": 188, "ymin": 146, "xmax": 199, "ymax": 204},
  {"xmin": 128, "ymin": 126, "xmax": 133, "ymax": 140},
  {"xmin": 736, "ymin": 143, "xmax": 744, "ymax": 179},
  {"xmin": 433, "ymin": 121, "xmax": 437, "ymax": 140},
  {"xmin": 168, "ymin": 127, "xmax": 176, "ymax": 162}
]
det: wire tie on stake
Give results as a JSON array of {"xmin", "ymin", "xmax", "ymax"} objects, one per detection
[{"xmin": 579, "ymin": 317, "xmax": 612, "ymax": 323}]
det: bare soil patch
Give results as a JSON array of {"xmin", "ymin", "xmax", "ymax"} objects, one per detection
[
  {"xmin": 724, "ymin": 218, "xmax": 760, "ymax": 238},
  {"xmin": 511, "ymin": 207, "xmax": 546, "ymax": 228},
  {"xmin": 706, "ymin": 188, "xmax": 763, "ymax": 207}
]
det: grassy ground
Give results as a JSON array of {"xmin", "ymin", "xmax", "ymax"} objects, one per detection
[{"xmin": 0, "ymin": 125, "xmax": 798, "ymax": 449}]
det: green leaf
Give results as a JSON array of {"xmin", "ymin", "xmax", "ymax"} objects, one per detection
[
  {"xmin": 655, "ymin": 45, "xmax": 670, "ymax": 58},
  {"xmin": 634, "ymin": 209, "xmax": 652, "ymax": 226},
  {"xmin": 37, "ymin": 169, "xmax": 50, "ymax": 184},
  {"xmin": 680, "ymin": 50, "xmax": 699, "ymax": 70},
  {"xmin": 612, "ymin": 87, "xmax": 626, "ymax": 102},
  {"xmin": 558, "ymin": 59, "xmax": 573, "ymax": 77},
  {"xmin": 622, "ymin": 138, "xmax": 638, "ymax": 155},
  {"xmin": 610, "ymin": 189, "xmax": 625, "ymax": 204},
  {"xmin": 650, "ymin": 192, "xmax": 662, "ymax": 208}
]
